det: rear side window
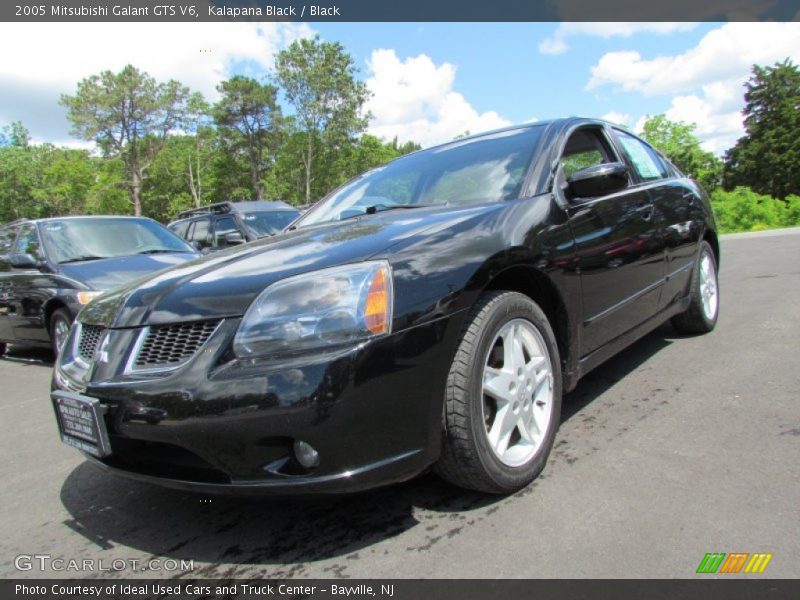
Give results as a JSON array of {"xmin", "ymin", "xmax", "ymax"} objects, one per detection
[
  {"xmin": 169, "ymin": 220, "xmax": 190, "ymax": 239},
  {"xmin": 614, "ymin": 130, "xmax": 669, "ymax": 182}
]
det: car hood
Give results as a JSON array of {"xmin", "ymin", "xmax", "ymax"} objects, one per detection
[
  {"xmin": 58, "ymin": 252, "xmax": 199, "ymax": 291},
  {"xmin": 80, "ymin": 205, "xmax": 502, "ymax": 328}
]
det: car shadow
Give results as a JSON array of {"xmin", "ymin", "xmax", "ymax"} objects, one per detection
[
  {"xmin": 58, "ymin": 323, "xmax": 679, "ymax": 574},
  {"xmin": 0, "ymin": 345, "xmax": 54, "ymax": 368},
  {"xmin": 561, "ymin": 322, "xmax": 676, "ymax": 422}
]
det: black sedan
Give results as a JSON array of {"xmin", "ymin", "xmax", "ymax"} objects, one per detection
[
  {"xmin": 0, "ymin": 216, "xmax": 198, "ymax": 356},
  {"xmin": 52, "ymin": 118, "xmax": 720, "ymax": 494}
]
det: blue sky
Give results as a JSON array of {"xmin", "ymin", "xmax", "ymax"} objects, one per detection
[
  {"xmin": 313, "ymin": 22, "xmax": 716, "ymax": 123},
  {"xmin": 0, "ymin": 21, "xmax": 797, "ymax": 154}
]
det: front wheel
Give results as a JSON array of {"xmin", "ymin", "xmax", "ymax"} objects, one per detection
[
  {"xmin": 435, "ymin": 291, "xmax": 562, "ymax": 494},
  {"xmin": 49, "ymin": 308, "xmax": 73, "ymax": 356},
  {"xmin": 671, "ymin": 241, "xmax": 719, "ymax": 334}
]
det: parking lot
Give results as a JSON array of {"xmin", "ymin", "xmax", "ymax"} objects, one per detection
[{"xmin": 1, "ymin": 229, "xmax": 798, "ymax": 579}]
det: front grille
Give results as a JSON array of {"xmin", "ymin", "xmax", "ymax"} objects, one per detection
[
  {"xmin": 133, "ymin": 319, "xmax": 221, "ymax": 369},
  {"xmin": 78, "ymin": 324, "xmax": 105, "ymax": 361}
]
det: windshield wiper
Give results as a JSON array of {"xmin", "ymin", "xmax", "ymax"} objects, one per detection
[
  {"xmin": 339, "ymin": 203, "xmax": 434, "ymax": 222},
  {"xmin": 59, "ymin": 255, "xmax": 110, "ymax": 264},
  {"xmin": 136, "ymin": 249, "xmax": 191, "ymax": 255}
]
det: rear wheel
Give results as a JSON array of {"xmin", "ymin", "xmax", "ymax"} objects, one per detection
[
  {"xmin": 435, "ymin": 291, "xmax": 562, "ymax": 493},
  {"xmin": 49, "ymin": 308, "xmax": 72, "ymax": 356},
  {"xmin": 671, "ymin": 241, "xmax": 719, "ymax": 334}
]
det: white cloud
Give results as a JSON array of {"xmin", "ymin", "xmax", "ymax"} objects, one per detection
[
  {"xmin": 633, "ymin": 115, "xmax": 650, "ymax": 135},
  {"xmin": 664, "ymin": 87, "xmax": 747, "ymax": 154},
  {"xmin": 587, "ymin": 23, "xmax": 800, "ymax": 95},
  {"xmin": 586, "ymin": 22, "xmax": 800, "ymax": 153},
  {"xmin": 364, "ymin": 49, "xmax": 510, "ymax": 147},
  {"xmin": 0, "ymin": 22, "xmax": 314, "ymax": 144},
  {"xmin": 600, "ymin": 111, "xmax": 632, "ymax": 127},
  {"xmin": 539, "ymin": 22, "xmax": 696, "ymax": 56}
]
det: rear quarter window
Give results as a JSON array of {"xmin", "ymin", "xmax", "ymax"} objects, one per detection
[
  {"xmin": 614, "ymin": 131, "xmax": 669, "ymax": 182},
  {"xmin": 169, "ymin": 220, "xmax": 190, "ymax": 239}
]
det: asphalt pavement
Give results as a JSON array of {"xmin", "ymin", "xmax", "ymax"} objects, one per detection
[{"xmin": 1, "ymin": 228, "xmax": 798, "ymax": 579}]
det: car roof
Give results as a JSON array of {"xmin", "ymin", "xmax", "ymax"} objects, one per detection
[
  {"xmin": 387, "ymin": 117, "xmax": 620, "ymax": 160},
  {"xmin": 2, "ymin": 215, "xmax": 150, "ymax": 228},
  {"xmin": 175, "ymin": 200, "xmax": 297, "ymax": 220}
]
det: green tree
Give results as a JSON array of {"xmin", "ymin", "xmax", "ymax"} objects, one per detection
[
  {"xmin": 0, "ymin": 145, "xmax": 39, "ymax": 221},
  {"xmin": 0, "ymin": 143, "xmax": 101, "ymax": 221},
  {"xmin": 60, "ymin": 64, "xmax": 196, "ymax": 216},
  {"xmin": 639, "ymin": 114, "xmax": 723, "ymax": 192},
  {"xmin": 275, "ymin": 36, "xmax": 371, "ymax": 203},
  {"xmin": 724, "ymin": 59, "xmax": 800, "ymax": 200},
  {"xmin": 213, "ymin": 76, "xmax": 283, "ymax": 200},
  {"xmin": 184, "ymin": 94, "xmax": 214, "ymax": 207},
  {"xmin": 0, "ymin": 121, "xmax": 31, "ymax": 148},
  {"xmin": 32, "ymin": 146, "xmax": 96, "ymax": 216}
]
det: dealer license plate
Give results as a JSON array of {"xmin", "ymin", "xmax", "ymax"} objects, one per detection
[{"xmin": 52, "ymin": 391, "xmax": 111, "ymax": 458}]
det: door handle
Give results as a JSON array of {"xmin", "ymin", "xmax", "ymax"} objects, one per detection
[{"xmin": 635, "ymin": 202, "xmax": 654, "ymax": 221}]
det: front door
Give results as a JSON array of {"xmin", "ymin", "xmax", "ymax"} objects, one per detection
[
  {"xmin": 0, "ymin": 225, "xmax": 19, "ymax": 343},
  {"xmin": 9, "ymin": 223, "xmax": 51, "ymax": 343},
  {"xmin": 559, "ymin": 126, "xmax": 666, "ymax": 357}
]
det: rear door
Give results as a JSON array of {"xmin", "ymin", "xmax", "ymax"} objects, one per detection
[{"xmin": 560, "ymin": 126, "xmax": 667, "ymax": 356}]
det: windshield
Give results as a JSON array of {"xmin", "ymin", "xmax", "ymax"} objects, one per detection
[
  {"xmin": 40, "ymin": 218, "xmax": 194, "ymax": 264},
  {"xmin": 241, "ymin": 210, "xmax": 300, "ymax": 237},
  {"xmin": 297, "ymin": 126, "xmax": 542, "ymax": 227}
]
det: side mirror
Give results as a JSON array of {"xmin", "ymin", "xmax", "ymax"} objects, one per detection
[
  {"xmin": 223, "ymin": 231, "xmax": 245, "ymax": 245},
  {"xmin": 567, "ymin": 162, "xmax": 628, "ymax": 200},
  {"xmin": 9, "ymin": 253, "xmax": 42, "ymax": 269}
]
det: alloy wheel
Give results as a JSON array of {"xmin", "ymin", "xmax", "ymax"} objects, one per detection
[
  {"xmin": 699, "ymin": 252, "xmax": 718, "ymax": 321},
  {"xmin": 481, "ymin": 318, "xmax": 554, "ymax": 467}
]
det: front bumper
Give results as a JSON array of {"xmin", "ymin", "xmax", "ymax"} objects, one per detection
[{"xmin": 53, "ymin": 314, "xmax": 464, "ymax": 495}]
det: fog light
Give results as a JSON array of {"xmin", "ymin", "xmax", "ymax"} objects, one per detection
[{"xmin": 293, "ymin": 440, "xmax": 320, "ymax": 469}]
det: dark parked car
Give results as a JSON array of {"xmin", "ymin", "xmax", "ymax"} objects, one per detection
[
  {"xmin": 168, "ymin": 201, "xmax": 300, "ymax": 252},
  {"xmin": 52, "ymin": 118, "xmax": 719, "ymax": 495},
  {"xmin": 0, "ymin": 216, "xmax": 198, "ymax": 356}
]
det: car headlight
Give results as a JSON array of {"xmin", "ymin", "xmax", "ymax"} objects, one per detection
[
  {"xmin": 233, "ymin": 261, "xmax": 393, "ymax": 360},
  {"xmin": 77, "ymin": 291, "xmax": 105, "ymax": 305}
]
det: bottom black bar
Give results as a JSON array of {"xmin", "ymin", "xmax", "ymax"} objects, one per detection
[{"xmin": 3, "ymin": 579, "xmax": 800, "ymax": 600}]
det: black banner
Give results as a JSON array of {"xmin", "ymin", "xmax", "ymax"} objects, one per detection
[
  {"xmin": 3, "ymin": 0, "xmax": 800, "ymax": 22},
  {"xmin": 4, "ymin": 580, "xmax": 800, "ymax": 600}
]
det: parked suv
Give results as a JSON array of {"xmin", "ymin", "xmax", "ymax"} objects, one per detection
[
  {"xmin": 168, "ymin": 201, "xmax": 300, "ymax": 252},
  {"xmin": 53, "ymin": 118, "xmax": 720, "ymax": 495},
  {"xmin": 0, "ymin": 216, "xmax": 198, "ymax": 356}
]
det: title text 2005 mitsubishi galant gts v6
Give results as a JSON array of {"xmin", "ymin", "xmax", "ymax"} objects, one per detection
[{"xmin": 52, "ymin": 118, "xmax": 720, "ymax": 494}]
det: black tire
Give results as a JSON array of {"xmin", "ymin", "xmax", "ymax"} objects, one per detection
[
  {"xmin": 0, "ymin": 342, "xmax": 6, "ymax": 357},
  {"xmin": 435, "ymin": 291, "xmax": 562, "ymax": 494},
  {"xmin": 671, "ymin": 241, "xmax": 719, "ymax": 335},
  {"xmin": 49, "ymin": 308, "xmax": 73, "ymax": 356}
]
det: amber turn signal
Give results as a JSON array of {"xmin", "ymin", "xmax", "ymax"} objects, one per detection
[{"xmin": 364, "ymin": 265, "xmax": 392, "ymax": 334}]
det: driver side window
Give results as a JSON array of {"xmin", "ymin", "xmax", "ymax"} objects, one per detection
[
  {"xmin": 14, "ymin": 225, "xmax": 43, "ymax": 260},
  {"xmin": 560, "ymin": 129, "xmax": 615, "ymax": 179}
]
